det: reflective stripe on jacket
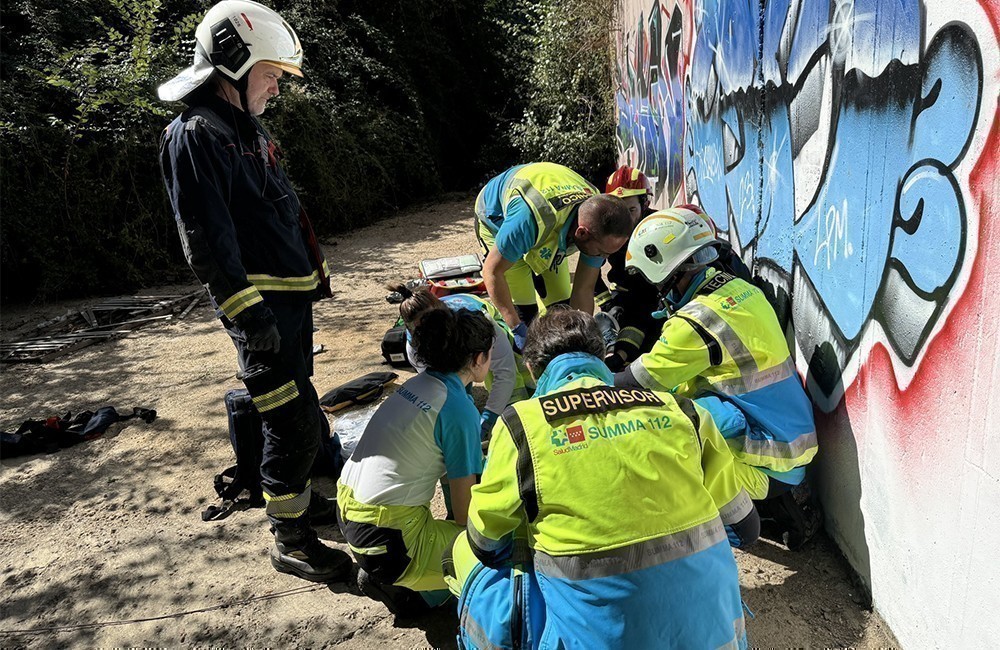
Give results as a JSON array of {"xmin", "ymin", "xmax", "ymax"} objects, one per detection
[
  {"xmin": 461, "ymin": 354, "xmax": 749, "ymax": 649},
  {"xmin": 629, "ymin": 272, "xmax": 817, "ymax": 473},
  {"xmin": 159, "ymin": 94, "xmax": 330, "ymax": 321},
  {"xmin": 478, "ymin": 162, "xmax": 598, "ymax": 275}
]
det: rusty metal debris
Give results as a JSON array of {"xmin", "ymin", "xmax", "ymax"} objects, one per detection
[{"xmin": 2, "ymin": 291, "xmax": 206, "ymax": 364}]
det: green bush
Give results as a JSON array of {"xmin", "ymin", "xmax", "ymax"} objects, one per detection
[
  {"xmin": 510, "ymin": 0, "xmax": 617, "ymax": 182},
  {"xmin": 0, "ymin": 0, "xmax": 615, "ymax": 303}
]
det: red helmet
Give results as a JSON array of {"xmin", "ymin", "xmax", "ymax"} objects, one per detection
[
  {"xmin": 674, "ymin": 203, "xmax": 718, "ymax": 237},
  {"xmin": 605, "ymin": 165, "xmax": 653, "ymax": 199}
]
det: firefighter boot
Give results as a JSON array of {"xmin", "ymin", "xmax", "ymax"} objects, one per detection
[{"xmin": 270, "ymin": 519, "xmax": 353, "ymax": 583}]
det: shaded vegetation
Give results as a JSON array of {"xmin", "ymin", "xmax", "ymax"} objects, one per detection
[{"xmin": 0, "ymin": 0, "xmax": 615, "ymax": 302}]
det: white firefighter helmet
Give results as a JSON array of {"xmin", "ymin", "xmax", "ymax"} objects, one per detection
[
  {"xmin": 625, "ymin": 206, "xmax": 720, "ymax": 287},
  {"xmin": 158, "ymin": 0, "xmax": 303, "ymax": 103}
]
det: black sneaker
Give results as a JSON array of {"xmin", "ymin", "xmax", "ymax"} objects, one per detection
[
  {"xmin": 357, "ymin": 569, "xmax": 431, "ymax": 617},
  {"xmin": 271, "ymin": 529, "xmax": 353, "ymax": 583}
]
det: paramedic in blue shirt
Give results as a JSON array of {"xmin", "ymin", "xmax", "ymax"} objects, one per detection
[
  {"xmin": 475, "ymin": 162, "xmax": 632, "ymax": 349},
  {"xmin": 337, "ymin": 307, "xmax": 494, "ymax": 616}
]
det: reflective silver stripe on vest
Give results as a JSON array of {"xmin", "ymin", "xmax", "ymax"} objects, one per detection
[
  {"xmin": 718, "ymin": 488, "xmax": 754, "ymax": 525},
  {"xmin": 467, "ymin": 520, "xmax": 509, "ymax": 554},
  {"xmin": 710, "ymin": 357, "xmax": 797, "ymax": 395},
  {"xmin": 729, "ymin": 431, "xmax": 818, "ymax": 460},
  {"xmin": 462, "ymin": 606, "xmax": 505, "ymax": 650},
  {"xmin": 630, "ymin": 357, "xmax": 667, "ymax": 391},
  {"xmin": 677, "ymin": 301, "xmax": 758, "ymax": 381},
  {"xmin": 510, "ymin": 177, "xmax": 559, "ymax": 245},
  {"xmin": 533, "ymin": 517, "xmax": 726, "ymax": 581}
]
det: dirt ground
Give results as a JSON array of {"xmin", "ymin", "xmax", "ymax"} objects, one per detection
[{"xmin": 0, "ymin": 197, "xmax": 899, "ymax": 648}]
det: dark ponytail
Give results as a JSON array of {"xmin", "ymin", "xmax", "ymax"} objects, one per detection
[
  {"xmin": 412, "ymin": 308, "xmax": 495, "ymax": 373},
  {"xmin": 386, "ymin": 282, "xmax": 443, "ymax": 329}
]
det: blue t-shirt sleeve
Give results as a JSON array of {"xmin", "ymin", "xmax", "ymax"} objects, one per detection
[
  {"xmin": 434, "ymin": 392, "xmax": 484, "ymax": 478},
  {"xmin": 579, "ymin": 253, "xmax": 606, "ymax": 268},
  {"xmin": 495, "ymin": 197, "xmax": 538, "ymax": 262}
]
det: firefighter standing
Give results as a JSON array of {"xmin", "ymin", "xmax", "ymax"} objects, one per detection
[{"xmin": 158, "ymin": 0, "xmax": 351, "ymax": 582}]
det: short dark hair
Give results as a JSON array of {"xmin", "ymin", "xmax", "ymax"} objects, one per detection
[
  {"xmin": 579, "ymin": 194, "xmax": 632, "ymax": 238},
  {"xmin": 412, "ymin": 308, "xmax": 495, "ymax": 373},
  {"xmin": 522, "ymin": 306, "xmax": 605, "ymax": 377}
]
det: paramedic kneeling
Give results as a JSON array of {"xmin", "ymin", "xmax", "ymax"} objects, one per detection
[
  {"xmin": 445, "ymin": 307, "xmax": 758, "ymax": 649},
  {"xmin": 337, "ymin": 307, "xmax": 493, "ymax": 616}
]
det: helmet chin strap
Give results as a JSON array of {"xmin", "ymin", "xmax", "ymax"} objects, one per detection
[{"xmin": 220, "ymin": 73, "xmax": 251, "ymax": 114}]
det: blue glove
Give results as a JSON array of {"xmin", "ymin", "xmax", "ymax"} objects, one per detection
[
  {"xmin": 512, "ymin": 322, "xmax": 528, "ymax": 353},
  {"xmin": 480, "ymin": 409, "xmax": 500, "ymax": 442},
  {"xmin": 725, "ymin": 524, "xmax": 744, "ymax": 548}
]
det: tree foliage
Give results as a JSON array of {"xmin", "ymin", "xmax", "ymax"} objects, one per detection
[{"xmin": 0, "ymin": 0, "xmax": 614, "ymax": 302}]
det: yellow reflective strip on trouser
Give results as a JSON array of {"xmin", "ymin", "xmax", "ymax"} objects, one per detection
[
  {"xmin": 219, "ymin": 286, "xmax": 264, "ymax": 319},
  {"xmin": 532, "ymin": 517, "xmax": 726, "ymax": 581},
  {"xmin": 348, "ymin": 543, "xmax": 388, "ymax": 556},
  {"xmin": 617, "ymin": 326, "xmax": 645, "ymax": 349},
  {"xmin": 252, "ymin": 380, "xmax": 299, "ymax": 412},
  {"xmin": 510, "ymin": 177, "xmax": 559, "ymax": 243},
  {"xmin": 264, "ymin": 480, "xmax": 311, "ymax": 519},
  {"xmin": 247, "ymin": 271, "xmax": 321, "ymax": 292},
  {"xmin": 595, "ymin": 290, "xmax": 612, "ymax": 306},
  {"xmin": 337, "ymin": 483, "xmax": 462, "ymax": 592},
  {"xmin": 677, "ymin": 301, "xmax": 758, "ymax": 380},
  {"xmin": 718, "ymin": 488, "xmax": 754, "ymax": 524}
]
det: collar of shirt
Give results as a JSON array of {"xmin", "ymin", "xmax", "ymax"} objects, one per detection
[{"xmin": 534, "ymin": 351, "xmax": 614, "ymax": 396}]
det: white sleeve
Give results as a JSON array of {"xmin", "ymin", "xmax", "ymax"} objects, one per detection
[
  {"xmin": 484, "ymin": 321, "xmax": 516, "ymax": 414},
  {"xmin": 406, "ymin": 339, "xmax": 427, "ymax": 373}
]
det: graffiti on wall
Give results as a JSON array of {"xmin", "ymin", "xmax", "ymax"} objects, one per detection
[
  {"xmin": 615, "ymin": 0, "xmax": 993, "ymax": 410},
  {"xmin": 614, "ymin": 0, "xmax": 687, "ymax": 201}
]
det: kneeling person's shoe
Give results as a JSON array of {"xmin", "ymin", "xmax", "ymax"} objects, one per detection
[
  {"xmin": 271, "ymin": 531, "xmax": 352, "ymax": 583},
  {"xmin": 357, "ymin": 568, "xmax": 431, "ymax": 617}
]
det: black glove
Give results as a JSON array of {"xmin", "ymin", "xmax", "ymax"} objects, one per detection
[
  {"xmin": 605, "ymin": 351, "xmax": 627, "ymax": 373},
  {"xmin": 235, "ymin": 305, "xmax": 281, "ymax": 354}
]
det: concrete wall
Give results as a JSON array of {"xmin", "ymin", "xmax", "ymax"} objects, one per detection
[{"xmin": 611, "ymin": 0, "xmax": 1000, "ymax": 646}]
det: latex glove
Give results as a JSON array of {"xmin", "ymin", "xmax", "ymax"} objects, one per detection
[
  {"xmin": 480, "ymin": 409, "xmax": 500, "ymax": 442},
  {"xmin": 512, "ymin": 322, "xmax": 528, "ymax": 353},
  {"xmin": 236, "ymin": 306, "xmax": 281, "ymax": 354}
]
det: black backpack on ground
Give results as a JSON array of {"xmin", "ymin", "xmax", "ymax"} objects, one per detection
[
  {"xmin": 201, "ymin": 389, "xmax": 343, "ymax": 521},
  {"xmin": 381, "ymin": 324, "xmax": 411, "ymax": 368}
]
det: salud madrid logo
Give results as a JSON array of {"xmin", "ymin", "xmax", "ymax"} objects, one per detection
[{"xmin": 550, "ymin": 425, "xmax": 588, "ymax": 455}]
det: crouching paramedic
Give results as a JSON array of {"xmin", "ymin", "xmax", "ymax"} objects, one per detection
[
  {"xmin": 337, "ymin": 308, "xmax": 494, "ymax": 616},
  {"xmin": 615, "ymin": 208, "xmax": 819, "ymax": 545},
  {"xmin": 158, "ymin": 0, "xmax": 350, "ymax": 581},
  {"xmin": 598, "ymin": 167, "xmax": 752, "ymax": 372},
  {"xmin": 389, "ymin": 284, "xmax": 534, "ymax": 441},
  {"xmin": 475, "ymin": 162, "xmax": 632, "ymax": 348},
  {"xmin": 443, "ymin": 307, "xmax": 758, "ymax": 649}
]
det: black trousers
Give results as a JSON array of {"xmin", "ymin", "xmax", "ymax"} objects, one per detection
[{"xmin": 224, "ymin": 299, "xmax": 321, "ymax": 532}]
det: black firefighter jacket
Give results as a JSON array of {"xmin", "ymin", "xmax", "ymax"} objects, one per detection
[{"xmin": 160, "ymin": 93, "xmax": 330, "ymax": 325}]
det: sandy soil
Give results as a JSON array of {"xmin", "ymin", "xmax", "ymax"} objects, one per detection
[{"xmin": 0, "ymin": 197, "xmax": 899, "ymax": 648}]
